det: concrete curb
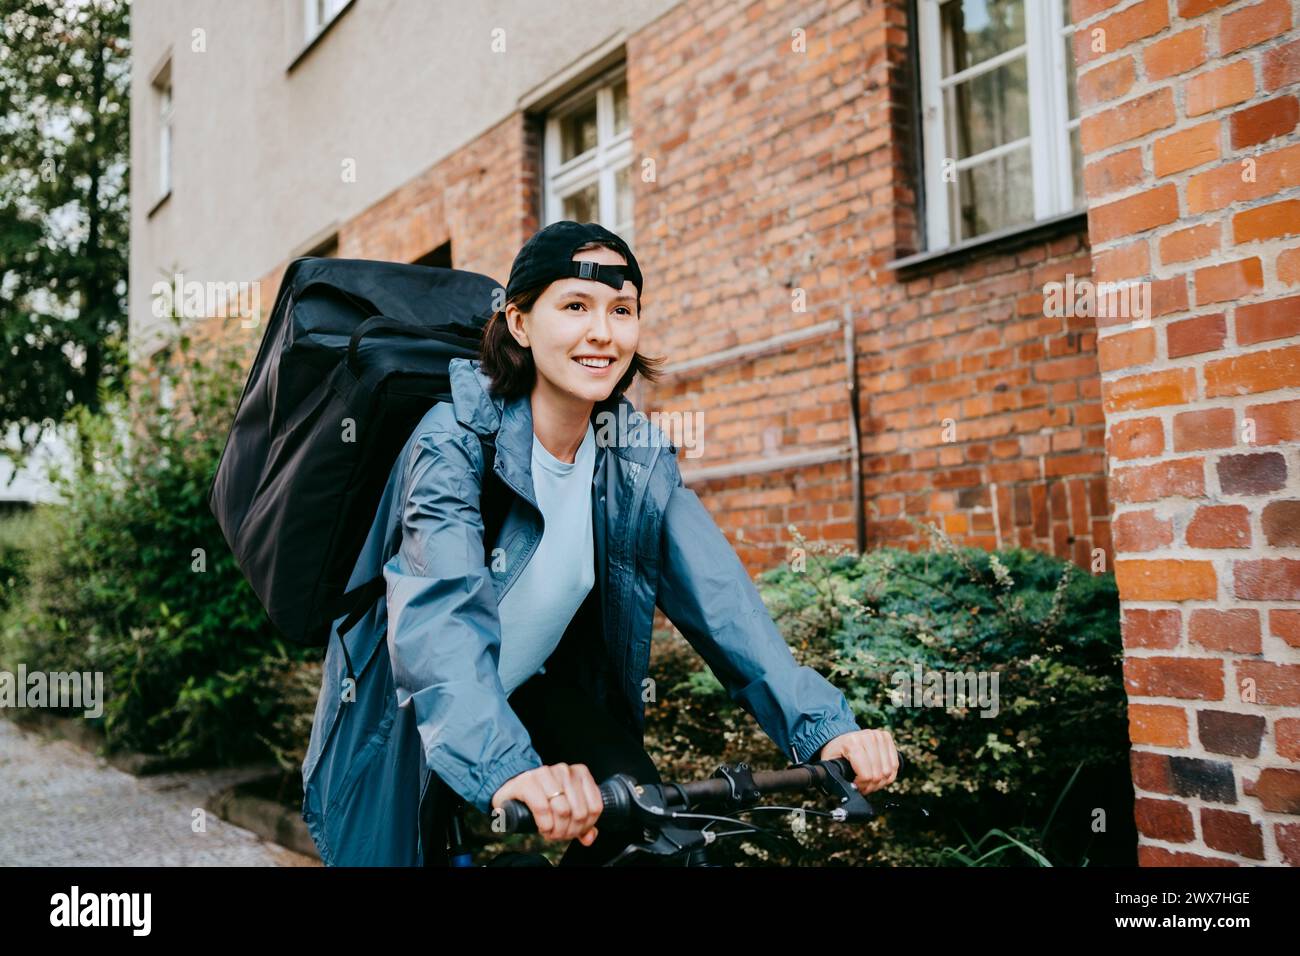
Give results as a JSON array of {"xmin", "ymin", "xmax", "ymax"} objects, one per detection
[
  {"xmin": 206, "ymin": 784, "xmax": 320, "ymax": 860},
  {"xmin": 6, "ymin": 710, "xmax": 320, "ymax": 862}
]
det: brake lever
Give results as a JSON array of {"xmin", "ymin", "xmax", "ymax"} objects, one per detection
[{"xmin": 809, "ymin": 758, "xmax": 877, "ymax": 822}]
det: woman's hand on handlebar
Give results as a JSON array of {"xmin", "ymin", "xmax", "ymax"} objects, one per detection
[
  {"xmin": 818, "ymin": 728, "xmax": 900, "ymax": 795},
  {"xmin": 491, "ymin": 763, "xmax": 602, "ymax": 845}
]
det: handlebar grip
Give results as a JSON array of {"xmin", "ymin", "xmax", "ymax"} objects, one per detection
[
  {"xmin": 497, "ymin": 799, "xmax": 537, "ymax": 834},
  {"xmin": 826, "ymin": 752, "xmax": 904, "ymax": 780},
  {"xmin": 496, "ymin": 780, "xmax": 621, "ymax": 835}
]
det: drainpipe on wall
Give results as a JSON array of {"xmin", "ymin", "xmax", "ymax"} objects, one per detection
[{"xmin": 843, "ymin": 302, "xmax": 865, "ymax": 555}]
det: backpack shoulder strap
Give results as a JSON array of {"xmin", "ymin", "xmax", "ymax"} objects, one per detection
[{"xmin": 476, "ymin": 432, "xmax": 511, "ymax": 564}]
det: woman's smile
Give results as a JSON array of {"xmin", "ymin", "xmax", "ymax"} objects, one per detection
[{"xmin": 572, "ymin": 353, "xmax": 618, "ymax": 376}]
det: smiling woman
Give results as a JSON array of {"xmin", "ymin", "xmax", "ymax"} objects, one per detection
[
  {"xmin": 478, "ymin": 230, "xmax": 665, "ymax": 438},
  {"xmin": 300, "ymin": 220, "xmax": 895, "ymax": 867},
  {"xmin": 482, "ymin": 243, "xmax": 661, "ymax": 463},
  {"xmin": 463, "ymin": 223, "xmax": 670, "ymax": 861}
]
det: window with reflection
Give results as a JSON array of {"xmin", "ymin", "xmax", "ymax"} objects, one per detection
[{"xmin": 918, "ymin": 0, "xmax": 1083, "ymax": 249}]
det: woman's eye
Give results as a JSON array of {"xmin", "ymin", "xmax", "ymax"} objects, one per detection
[{"xmin": 566, "ymin": 302, "xmax": 633, "ymax": 316}]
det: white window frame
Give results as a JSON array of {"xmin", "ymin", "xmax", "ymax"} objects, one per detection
[
  {"xmin": 304, "ymin": 0, "xmax": 349, "ymax": 42},
  {"xmin": 154, "ymin": 66, "xmax": 173, "ymax": 201},
  {"xmin": 542, "ymin": 66, "xmax": 634, "ymax": 246},
  {"xmin": 917, "ymin": 0, "xmax": 1082, "ymax": 250}
]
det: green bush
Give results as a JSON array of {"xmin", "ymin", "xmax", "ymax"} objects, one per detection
[
  {"xmin": 642, "ymin": 524, "xmax": 1134, "ymax": 866},
  {"xmin": 0, "ymin": 509, "xmax": 41, "ymax": 614},
  {"xmin": 0, "ymin": 329, "xmax": 316, "ymax": 767}
]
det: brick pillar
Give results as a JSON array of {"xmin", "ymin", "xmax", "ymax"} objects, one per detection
[{"xmin": 1073, "ymin": 0, "xmax": 1300, "ymax": 865}]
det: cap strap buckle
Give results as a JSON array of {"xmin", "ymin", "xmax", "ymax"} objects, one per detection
[{"xmin": 570, "ymin": 259, "xmax": 626, "ymax": 290}]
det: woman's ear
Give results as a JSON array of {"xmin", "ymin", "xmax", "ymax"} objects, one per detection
[{"xmin": 504, "ymin": 302, "xmax": 530, "ymax": 349}]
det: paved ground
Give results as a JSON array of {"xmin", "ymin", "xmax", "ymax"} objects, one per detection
[{"xmin": 0, "ymin": 717, "xmax": 318, "ymax": 866}]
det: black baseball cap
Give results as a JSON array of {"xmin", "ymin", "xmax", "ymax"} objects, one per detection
[{"xmin": 504, "ymin": 220, "xmax": 643, "ymax": 304}]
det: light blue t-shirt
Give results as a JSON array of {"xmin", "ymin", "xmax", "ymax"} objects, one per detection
[{"xmin": 495, "ymin": 421, "xmax": 597, "ymax": 695}]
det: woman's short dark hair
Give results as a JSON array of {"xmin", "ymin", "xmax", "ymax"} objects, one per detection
[{"xmin": 479, "ymin": 240, "xmax": 665, "ymax": 401}]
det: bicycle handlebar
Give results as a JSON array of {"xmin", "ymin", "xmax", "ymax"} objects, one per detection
[{"xmin": 491, "ymin": 755, "xmax": 896, "ymax": 835}]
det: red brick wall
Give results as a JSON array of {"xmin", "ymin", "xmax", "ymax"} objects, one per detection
[
  {"xmin": 195, "ymin": 1, "xmax": 1112, "ymax": 577},
  {"xmin": 172, "ymin": 0, "xmax": 1118, "ymax": 585},
  {"xmin": 1074, "ymin": 0, "xmax": 1300, "ymax": 865},
  {"xmin": 859, "ymin": 233, "xmax": 1108, "ymax": 567},
  {"xmin": 632, "ymin": 0, "xmax": 1111, "ymax": 571}
]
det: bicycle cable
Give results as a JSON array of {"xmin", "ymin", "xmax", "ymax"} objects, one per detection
[{"xmin": 665, "ymin": 809, "xmax": 799, "ymax": 850}]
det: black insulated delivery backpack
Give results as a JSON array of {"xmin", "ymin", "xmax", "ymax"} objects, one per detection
[{"xmin": 207, "ymin": 256, "xmax": 511, "ymax": 658}]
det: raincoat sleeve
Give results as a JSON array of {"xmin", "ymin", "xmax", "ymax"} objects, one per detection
[
  {"xmin": 654, "ymin": 454, "xmax": 862, "ymax": 765},
  {"xmin": 382, "ymin": 424, "xmax": 544, "ymax": 815}
]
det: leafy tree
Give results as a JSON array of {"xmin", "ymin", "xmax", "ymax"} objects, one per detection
[{"xmin": 0, "ymin": 0, "xmax": 130, "ymax": 470}]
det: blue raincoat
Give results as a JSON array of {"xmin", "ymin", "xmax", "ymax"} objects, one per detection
[{"xmin": 300, "ymin": 357, "xmax": 861, "ymax": 865}]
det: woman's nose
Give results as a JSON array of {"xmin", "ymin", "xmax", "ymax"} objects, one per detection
[{"xmin": 586, "ymin": 311, "xmax": 614, "ymax": 341}]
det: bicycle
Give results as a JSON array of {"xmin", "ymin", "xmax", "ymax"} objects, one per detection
[{"xmin": 437, "ymin": 755, "xmax": 902, "ymax": 867}]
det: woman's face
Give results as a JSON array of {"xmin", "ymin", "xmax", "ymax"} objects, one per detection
[{"xmin": 506, "ymin": 245, "xmax": 640, "ymax": 407}]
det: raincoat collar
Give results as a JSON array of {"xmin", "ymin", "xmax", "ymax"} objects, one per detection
[{"xmin": 448, "ymin": 357, "xmax": 662, "ymax": 511}]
